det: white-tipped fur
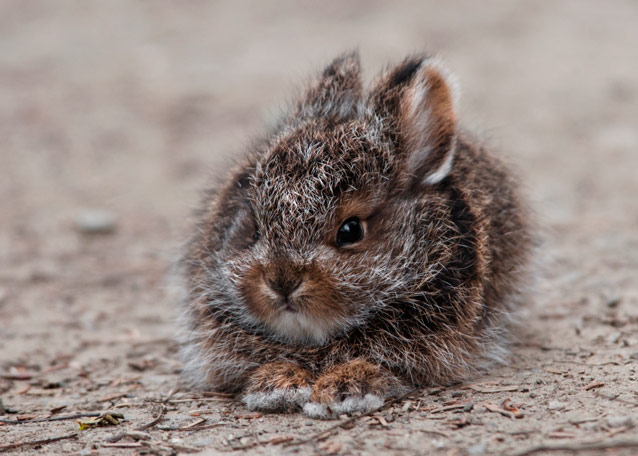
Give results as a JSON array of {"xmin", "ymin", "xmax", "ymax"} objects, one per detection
[
  {"xmin": 303, "ymin": 394, "xmax": 384, "ymax": 420},
  {"xmin": 242, "ymin": 386, "xmax": 312, "ymax": 412},
  {"xmin": 176, "ymin": 52, "xmax": 534, "ymax": 419}
]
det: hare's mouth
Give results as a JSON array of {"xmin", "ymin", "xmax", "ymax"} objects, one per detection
[
  {"xmin": 265, "ymin": 309, "xmax": 338, "ymax": 345},
  {"xmin": 238, "ymin": 262, "xmax": 351, "ymax": 345},
  {"xmin": 243, "ymin": 284, "xmax": 347, "ymax": 345}
]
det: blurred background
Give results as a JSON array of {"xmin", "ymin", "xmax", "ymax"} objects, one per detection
[
  {"xmin": 2, "ymin": 1, "xmax": 637, "ymax": 234},
  {"xmin": 1, "ymin": 2, "xmax": 638, "ymax": 453},
  {"xmin": 2, "ymin": 0, "xmax": 637, "ymax": 362}
]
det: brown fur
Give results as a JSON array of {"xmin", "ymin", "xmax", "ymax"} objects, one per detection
[
  {"xmin": 245, "ymin": 362, "xmax": 314, "ymax": 393},
  {"xmin": 310, "ymin": 359, "xmax": 395, "ymax": 404},
  {"xmin": 177, "ymin": 51, "xmax": 533, "ymax": 417}
]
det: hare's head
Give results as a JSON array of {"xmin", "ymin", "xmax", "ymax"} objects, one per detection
[{"xmin": 200, "ymin": 52, "xmax": 462, "ymax": 345}]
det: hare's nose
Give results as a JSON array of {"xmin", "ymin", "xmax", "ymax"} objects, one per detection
[{"xmin": 265, "ymin": 274, "xmax": 302, "ymax": 299}]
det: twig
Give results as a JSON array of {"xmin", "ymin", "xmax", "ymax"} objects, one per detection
[
  {"xmin": 146, "ymin": 441, "xmax": 201, "ymax": 453},
  {"xmin": 480, "ymin": 401, "xmax": 518, "ymax": 419},
  {"xmin": 430, "ymin": 403, "xmax": 468, "ymax": 414},
  {"xmin": 418, "ymin": 429, "xmax": 450, "ymax": 438},
  {"xmin": 105, "ymin": 404, "xmax": 166, "ymax": 443},
  {"xmin": 468, "ymin": 385, "xmax": 519, "ymax": 393},
  {"xmin": 556, "ymin": 360, "xmax": 621, "ymax": 367},
  {"xmin": 228, "ymin": 435, "xmax": 294, "ymax": 451},
  {"xmin": 183, "ymin": 418, "xmax": 207, "ymax": 429},
  {"xmin": 565, "ymin": 414, "xmax": 606, "ymax": 425},
  {"xmin": 0, "ymin": 432, "xmax": 78, "ymax": 452},
  {"xmin": 220, "ymin": 393, "xmax": 418, "ymax": 452},
  {"xmin": 101, "ymin": 442, "xmax": 143, "ymax": 449},
  {"xmin": 507, "ymin": 429, "xmax": 539, "ymax": 436},
  {"xmin": 593, "ymin": 391, "xmax": 635, "ymax": 405},
  {"xmin": 201, "ymin": 391, "xmax": 234, "ymax": 398},
  {"xmin": 166, "ymin": 397, "xmax": 231, "ymax": 404},
  {"xmin": 510, "ymin": 439, "xmax": 638, "ymax": 456},
  {"xmin": 163, "ymin": 384, "xmax": 181, "ymax": 402},
  {"xmin": 98, "ymin": 392, "xmax": 128, "ymax": 402},
  {"xmin": 159, "ymin": 421, "xmax": 227, "ymax": 432},
  {"xmin": 284, "ymin": 390, "xmax": 418, "ymax": 448},
  {"xmin": 103, "ymin": 385, "xmax": 175, "ymax": 444},
  {"xmin": 582, "ymin": 381, "xmax": 604, "ymax": 391},
  {"xmin": 137, "ymin": 404, "xmax": 166, "ymax": 431},
  {"xmin": 0, "ymin": 412, "xmax": 102, "ymax": 425}
]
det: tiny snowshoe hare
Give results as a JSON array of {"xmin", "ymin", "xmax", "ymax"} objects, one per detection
[{"xmin": 177, "ymin": 51, "xmax": 533, "ymax": 419}]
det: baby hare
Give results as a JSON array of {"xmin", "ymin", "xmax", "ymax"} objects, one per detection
[{"xmin": 177, "ymin": 51, "xmax": 533, "ymax": 418}]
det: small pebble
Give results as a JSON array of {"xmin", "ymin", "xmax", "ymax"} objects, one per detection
[
  {"xmin": 607, "ymin": 332, "xmax": 622, "ymax": 344},
  {"xmin": 606, "ymin": 297, "xmax": 621, "ymax": 308},
  {"xmin": 467, "ymin": 443, "xmax": 486, "ymax": 455},
  {"xmin": 74, "ymin": 210, "xmax": 117, "ymax": 235},
  {"xmin": 607, "ymin": 416, "xmax": 634, "ymax": 428},
  {"xmin": 582, "ymin": 421, "xmax": 599, "ymax": 431},
  {"xmin": 125, "ymin": 430, "xmax": 151, "ymax": 440},
  {"xmin": 463, "ymin": 402, "xmax": 474, "ymax": 412},
  {"xmin": 304, "ymin": 421, "xmax": 313, "ymax": 426},
  {"xmin": 630, "ymin": 352, "xmax": 638, "ymax": 360},
  {"xmin": 548, "ymin": 401, "xmax": 565, "ymax": 411},
  {"xmin": 192, "ymin": 438, "xmax": 215, "ymax": 447}
]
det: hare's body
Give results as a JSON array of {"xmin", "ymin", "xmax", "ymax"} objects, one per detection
[{"xmin": 178, "ymin": 53, "xmax": 532, "ymax": 418}]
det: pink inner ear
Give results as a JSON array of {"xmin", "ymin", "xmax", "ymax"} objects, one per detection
[{"xmin": 400, "ymin": 62, "xmax": 459, "ymax": 186}]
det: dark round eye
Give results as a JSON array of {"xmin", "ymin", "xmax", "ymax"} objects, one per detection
[{"xmin": 336, "ymin": 217, "xmax": 364, "ymax": 247}]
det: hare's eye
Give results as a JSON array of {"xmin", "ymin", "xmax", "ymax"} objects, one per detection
[{"xmin": 336, "ymin": 217, "xmax": 364, "ymax": 247}]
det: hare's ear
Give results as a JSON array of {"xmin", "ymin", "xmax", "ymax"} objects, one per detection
[
  {"xmin": 296, "ymin": 51, "xmax": 362, "ymax": 121},
  {"xmin": 370, "ymin": 57, "xmax": 459, "ymax": 186}
]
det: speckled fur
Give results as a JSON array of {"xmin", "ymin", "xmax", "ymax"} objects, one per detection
[{"xmin": 177, "ymin": 51, "xmax": 533, "ymax": 418}]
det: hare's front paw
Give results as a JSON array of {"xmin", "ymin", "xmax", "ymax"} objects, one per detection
[
  {"xmin": 242, "ymin": 362, "xmax": 313, "ymax": 412},
  {"xmin": 303, "ymin": 360, "xmax": 400, "ymax": 419}
]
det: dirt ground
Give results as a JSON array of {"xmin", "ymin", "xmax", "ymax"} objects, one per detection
[{"xmin": 1, "ymin": 1, "xmax": 638, "ymax": 455}]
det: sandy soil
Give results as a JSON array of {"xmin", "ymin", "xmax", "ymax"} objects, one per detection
[{"xmin": 1, "ymin": 1, "xmax": 638, "ymax": 455}]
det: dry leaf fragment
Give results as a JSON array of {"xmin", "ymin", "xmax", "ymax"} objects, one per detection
[
  {"xmin": 127, "ymin": 359, "xmax": 158, "ymax": 372},
  {"xmin": 481, "ymin": 400, "xmax": 524, "ymax": 419},
  {"xmin": 98, "ymin": 393, "xmax": 127, "ymax": 402},
  {"xmin": 375, "ymin": 415, "xmax": 389, "ymax": 427},
  {"xmin": 263, "ymin": 435, "xmax": 293, "ymax": 445},
  {"xmin": 446, "ymin": 416, "xmax": 471, "ymax": 428},
  {"xmin": 77, "ymin": 412, "xmax": 124, "ymax": 430},
  {"xmin": 501, "ymin": 398, "xmax": 524, "ymax": 419},
  {"xmin": 545, "ymin": 367, "xmax": 568, "ymax": 375},
  {"xmin": 319, "ymin": 440, "xmax": 343, "ymax": 455}
]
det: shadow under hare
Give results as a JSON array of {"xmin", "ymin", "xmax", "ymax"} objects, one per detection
[{"xmin": 177, "ymin": 51, "xmax": 533, "ymax": 419}]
